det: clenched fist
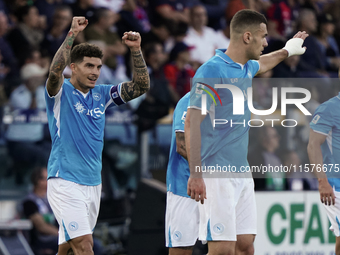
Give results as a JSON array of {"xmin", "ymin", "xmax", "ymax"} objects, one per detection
[{"xmin": 122, "ymin": 31, "xmax": 141, "ymax": 51}]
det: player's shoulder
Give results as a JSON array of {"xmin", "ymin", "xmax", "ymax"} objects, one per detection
[
  {"xmin": 315, "ymin": 95, "xmax": 340, "ymax": 115},
  {"xmin": 194, "ymin": 59, "xmax": 222, "ymax": 78}
]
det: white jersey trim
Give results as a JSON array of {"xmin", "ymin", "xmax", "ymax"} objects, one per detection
[
  {"xmin": 326, "ymin": 130, "xmax": 333, "ymax": 154},
  {"xmin": 175, "ymin": 130, "xmax": 184, "ymax": 133},
  {"xmin": 53, "ymin": 87, "xmax": 63, "ymax": 137},
  {"xmin": 313, "ymin": 130, "xmax": 329, "ymax": 136}
]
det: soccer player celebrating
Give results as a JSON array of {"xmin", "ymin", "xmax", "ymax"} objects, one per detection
[
  {"xmin": 307, "ymin": 68, "xmax": 340, "ymax": 255},
  {"xmin": 166, "ymin": 92, "xmax": 198, "ymax": 255},
  {"xmin": 185, "ymin": 10, "xmax": 308, "ymax": 255},
  {"xmin": 45, "ymin": 17, "xmax": 149, "ymax": 255}
]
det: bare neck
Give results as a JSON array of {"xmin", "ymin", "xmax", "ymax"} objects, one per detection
[
  {"xmin": 69, "ymin": 76, "xmax": 90, "ymax": 94},
  {"xmin": 225, "ymin": 42, "xmax": 249, "ymax": 65}
]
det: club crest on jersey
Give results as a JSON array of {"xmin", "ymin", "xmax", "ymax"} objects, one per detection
[
  {"xmin": 74, "ymin": 102, "xmax": 86, "ymax": 114},
  {"xmin": 93, "ymin": 93, "xmax": 101, "ymax": 101}
]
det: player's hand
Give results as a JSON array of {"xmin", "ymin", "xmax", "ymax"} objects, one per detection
[
  {"xmin": 122, "ymin": 31, "xmax": 141, "ymax": 51},
  {"xmin": 319, "ymin": 179, "xmax": 335, "ymax": 206},
  {"xmin": 187, "ymin": 177, "xmax": 207, "ymax": 204},
  {"xmin": 70, "ymin": 17, "xmax": 88, "ymax": 34},
  {"xmin": 283, "ymin": 31, "xmax": 309, "ymax": 57}
]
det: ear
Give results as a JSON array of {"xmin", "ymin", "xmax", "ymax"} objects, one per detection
[
  {"xmin": 70, "ymin": 63, "xmax": 76, "ymax": 73},
  {"xmin": 243, "ymin": 32, "xmax": 252, "ymax": 44}
]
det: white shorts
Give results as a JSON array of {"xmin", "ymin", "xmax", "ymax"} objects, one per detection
[
  {"xmin": 47, "ymin": 178, "xmax": 101, "ymax": 244},
  {"xmin": 323, "ymin": 190, "xmax": 340, "ymax": 237},
  {"xmin": 165, "ymin": 191, "xmax": 199, "ymax": 247},
  {"xmin": 199, "ymin": 178, "xmax": 257, "ymax": 241}
]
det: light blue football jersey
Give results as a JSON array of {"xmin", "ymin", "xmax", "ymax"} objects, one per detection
[
  {"xmin": 310, "ymin": 93, "xmax": 340, "ymax": 191},
  {"xmin": 166, "ymin": 93, "xmax": 190, "ymax": 197},
  {"xmin": 45, "ymin": 79, "xmax": 125, "ymax": 185},
  {"xmin": 190, "ymin": 49, "xmax": 260, "ymax": 171}
]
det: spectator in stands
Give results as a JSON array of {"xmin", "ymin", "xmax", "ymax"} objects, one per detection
[
  {"xmin": 22, "ymin": 166, "xmax": 59, "ymax": 255},
  {"xmin": 84, "ymin": 7, "xmax": 127, "ymax": 71},
  {"xmin": 7, "ymin": 5, "xmax": 45, "ymax": 67},
  {"xmin": 164, "ymin": 42, "xmax": 194, "ymax": 99},
  {"xmin": 148, "ymin": 0, "xmax": 190, "ymax": 25},
  {"xmin": 0, "ymin": 11, "xmax": 18, "ymax": 78},
  {"xmin": 5, "ymin": 63, "xmax": 50, "ymax": 184},
  {"xmin": 282, "ymin": 150, "xmax": 318, "ymax": 191},
  {"xmin": 294, "ymin": 9, "xmax": 328, "ymax": 77},
  {"xmin": 41, "ymin": 6, "xmax": 73, "ymax": 58},
  {"xmin": 200, "ymin": 0, "xmax": 228, "ymax": 30},
  {"xmin": 135, "ymin": 42, "xmax": 174, "ymax": 132},
  {"xmin": 248, "ymin": 126, "xmax": 286, "ymax": 191},
  {"xmin": 116, "ymin": 0, "xmax": 151, "ymax": 36},
  {"xmin": 316, "ymin": 13, "xmax": 340, "ymax": 76},
  {"xmin": 184, "ymin": 5, "xmax": 221, "ymax": 70},
  {"xmin": 34, "ymin": 0, "xmax": 63, "ymax": 27},
  {"xmin": 70, "ymin": 0, "xmax": 97, "ymax": 24}
]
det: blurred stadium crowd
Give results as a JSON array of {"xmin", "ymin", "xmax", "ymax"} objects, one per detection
[{"xmin": 0, "ymin": 0, "xmax": 340, "ymax": 253}]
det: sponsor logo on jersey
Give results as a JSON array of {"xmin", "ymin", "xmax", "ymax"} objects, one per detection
[{"xmin": 74, "ymin": 102, "xmax": 86, "ymax": 114}]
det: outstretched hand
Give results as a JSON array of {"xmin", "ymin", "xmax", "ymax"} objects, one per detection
[
  {"xmin": 122, "ymin": 31, "xmax": 141, "ymax": 51},
  {"xmin": 283, "ymin": 31, "xmax": 309, "ymax": 57},
  {"xmin": 70, "ymin": 17, "xmax": 88, "ymax": 34}
]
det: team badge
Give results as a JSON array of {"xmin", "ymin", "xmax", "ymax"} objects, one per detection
[
  {"xmin": 213, "ymin": 223, "xmax": 225, "ymax": 234},
  {"xmin": 68, "ymin": 221, "xmax": 79, "ymax": 231},
  {"xmin": 93, "ymin": 93, "xmax": 101, "ymax": 101}
]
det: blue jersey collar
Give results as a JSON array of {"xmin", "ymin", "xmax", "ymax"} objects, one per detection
[{"xmin": 215, "ymin": 49, "xmax": 244, "ymax": 70}]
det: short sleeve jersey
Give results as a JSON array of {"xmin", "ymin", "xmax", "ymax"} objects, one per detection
[
  {"xmin": 189, "ymin": 49, "xmax": 260, "ymax": 171},
  {"xmin": 310, "ymin": 93, "xmax": 340, "ymax": 191},
  {"xmin": 166, "ymin": 92, "xmax": 190, "ymax": 197},
  {"xmin": 45, "ymin": 79, "xmax": 125, "ymax": 185}
]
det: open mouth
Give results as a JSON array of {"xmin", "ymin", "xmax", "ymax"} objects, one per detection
[{"xmin": 88, "ymin": 77, "xmax": 97, "ymax": 83}]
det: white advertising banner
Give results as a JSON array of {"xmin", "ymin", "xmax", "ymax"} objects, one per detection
[{"xmin": 255, "ymin": 191, "xmax": 335, "ymax": 255}]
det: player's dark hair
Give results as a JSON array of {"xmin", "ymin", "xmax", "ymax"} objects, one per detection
[
  {"xmin": 70, "ymin": 43, "xmax": 103, "ymax": 63},
  {"xmin": 30, "ymin": 166, "xmax": 45, "ymax": 187},
  {"xmin": 230, "ymin": 9, "xmax": 267, "ymax": 35}
]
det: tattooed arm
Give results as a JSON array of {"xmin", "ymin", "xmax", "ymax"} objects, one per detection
[
  {"xmin": 176, "ymin": 132, "xmax": 187, "ymax": 160},
  {"xmin": 47, "ymin": 17, "xmax": 88, "ymax": 96},
  {"xmin": 120, "ymin": 32, "xmax": 150, "ymax": 102}
]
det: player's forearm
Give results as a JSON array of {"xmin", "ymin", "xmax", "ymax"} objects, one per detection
[
  {"xmin": 185, "ymin": 112, "xmax": 202, "ymax": 178},
  {"xmin": 48, "ymin": 30, "xmax": 77, "ymax": 85},
  {"xmin": 176, "ymin": 133, "xmax": 188, "ymax": 160},
  {"xmin": 258, "ymin": 49, "xmax": 288, "ymax": 75},
  {"xmin": 121, "ymin": 48, "xmax": 150, "ymax": 101},
  {"xmin": 307, "ymin": 142, "xmax": 328, "ymax": 180}
]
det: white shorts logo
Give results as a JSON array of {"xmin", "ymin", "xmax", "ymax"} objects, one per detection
[
  {"xmin": 312, "ymin": 114, "xmax": 320, "ymax": 124},
  {"xmin": 173, "ymin": 231, "xmax": 182, "ymax": 241},
  {"xmin": 213, "ymin": 223, "xmax": 224, "ymax": 234},
  {"xmin": 69, "ymin": 221, "xmax": 79, "ymax": 231}
]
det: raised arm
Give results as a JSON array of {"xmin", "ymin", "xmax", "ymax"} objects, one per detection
[
  {"xmin": 47, "ymin": 17, "xmax": 88, "ymax": 96},
  {"xmin": 257, "ymin": 31, "xmax": 309, "ymax": 75},
  {"xmin": 120, "ymin": 32, "xmax": 150, "ymax": 102},
  {"xmin": 307, "ymin": 129, "xmax": 335, "ymax": 205}
]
